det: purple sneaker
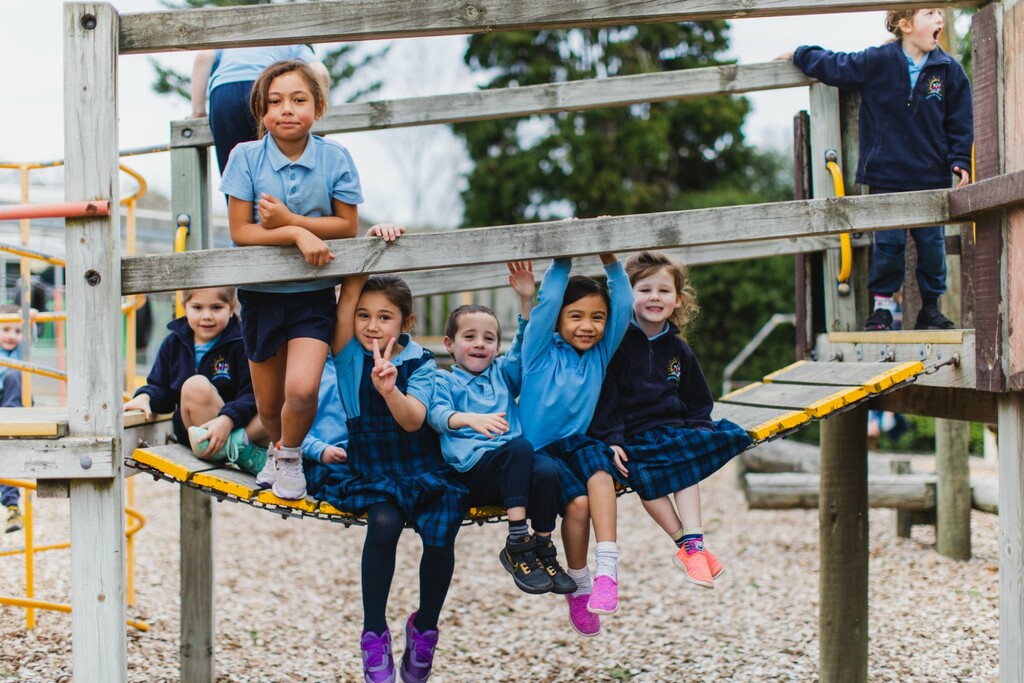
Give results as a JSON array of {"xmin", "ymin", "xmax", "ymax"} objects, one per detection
[
  {"xmin": 360, "ymin": 629, "xmax": 396, "ymax": 683},
  {"xmin": 400, "ymin": 612, "xmax": 438, "ymax": 683},
  {"xmin": 587, "ymin": 574, "xmax": 619, "ymax": 615},
  {"xmin": 565, "ymin": 593, "xmax": 600, "ymax": 637}
]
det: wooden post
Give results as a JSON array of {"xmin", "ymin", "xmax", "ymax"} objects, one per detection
[
  {"xmin": 171, "ymin": 147, "xmax": 211, "ymax": 250},
  {"xmin": 998, "ymin": 393, "xmax": 1024, "ymax": 683},
  {"xmin": 64, "ymin": 4, "xmax": 127, "ymax": 682},
  {"xmin": 890, "ymin": 459, "xmax": 912, "ymax": 538},
  {"xmin": 793, "ymin": 111, "xmax": 815, "ymax": 359},
  {"xmin": 809, "ymin": 83, "xmax": 856, "ymax": 332},
  {"xmin": 819, "ymin": 404, "xmax": 868, "ymax": 683},
  {"xmin": 181, "ymin": 487, "xmax": 215, "ymax": 683},
  {"xmin": 935, "ymin": 418, "xmax": 971, "ymax": 559}
]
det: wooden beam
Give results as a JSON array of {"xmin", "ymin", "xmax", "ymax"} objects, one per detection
[
  {"xmin": 0, "ymin": 437, "xmax": 117, "ymax": 479},
  {"xmin": 180, "ymin": 487, "xmax": 215, "ymax": 683},
  {"xmin": 118, "ymin": 0, "xmax": 983, "ymax": 54},
  {"xmin": 122, "ymin": 189, "xmax": 950, "ymax": 294},
  {"xmin": 870, "ymin": 385, "xmax": 997, "ymax": 423},
  {"xmin": 1003, "ymin": 0, "xmax": 1024, "ymax": 392},
  {"xmin": 999, "ymin": 393, "xmax": 1024, "ymax": 683},
  {"xmin": 948, "ymin": 169, "xmax": 1024, "ymax": 218},
  {"xmin": 64, "ymin": 4, "xmax": 127, "ymax": 682},
  {"xmin": 819, "ymin": 405, "xmax": 868, "ymax": 683},
  {"xmin": 403, "ymin": 234, "xmax": 869, "ymax": 297},
  {"xmin": 171, "ymin": 62, "xmax": 814, "ymax": 148},
  {"xmin": 935, "ymin": 419, "xmax": 971, "ymax": 560},
  {"xmin": 746, "ymin": 472, "xmax": 936, "ymax": 510}
]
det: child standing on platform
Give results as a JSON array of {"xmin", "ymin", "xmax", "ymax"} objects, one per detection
[
  {"xmin": 1, "ymin": 304, "xmax": 25, "ymax": 532},
  {"xmin": 782, "ymin": 8, "xmax": 973, "ymax": 331},
  {"xmin": 311, "ymin": 266, "xmax": 466, "ymax": 683},
  {"xmin": 220, "ymin": 59, "xmax": 363, "ymax": 500},
  {"xmin": 428, "ymin": 262, "xmax": 576, "ymax": 597},
  {"xmin": 124, "ymin": 287, "xmax": 268, "ymax": 475},
  {"xmin": 518, "ymin": 254, "xmax": 632, "ymax": 634},
  {"xmin": 587, "ymin": 251, "xmax": 752, "ymax": 589}
]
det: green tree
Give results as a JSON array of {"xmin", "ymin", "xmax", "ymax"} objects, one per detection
[
  {"xmin": 454, "ymin": 25, "xmax": 795, "ymax": 393},
  {"xmin": 149, "ymin": 0, "xmax": 383, "ymax": 103}
]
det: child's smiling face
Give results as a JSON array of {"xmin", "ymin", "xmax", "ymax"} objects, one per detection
[
  {"xmin": 444, "ymin": 311, "xmax": 500, "ymax": 375},
  {"xmin": 354, "ymin": 291, "xmax": 410, "ymax": 353},
  {"xmin": 0, "ymin": 320, "xmax": 23, "ymax": 352},
  {"xmin": 901, "ymin": 8, "xmax": 944, "ymax": 57},
  {"xmin": 631, "ymin": 266, "xmax": 683, "ymax": 332},
  {"xmin": 557, "ymin": 294, "xmax": 608, "ymax": 353},
  {"xmin": 184, "ymin": 289, "xmax": 233, "ymax": 345}
]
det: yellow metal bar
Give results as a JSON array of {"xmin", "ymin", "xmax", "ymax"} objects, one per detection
[
  {"xmin": 126, "ymin": 477, "xmax": 136, "ymax": 606},
  {"xmin": 18, "ymin": 164, "xmax": 32, "ymax": 408},
  {"xmin": 174, "ymin": 223, "xmax": 189, "ymax": 317},
  {"xmin": 0, "ymin": 597, "xmax": 149, "ymax": 632},
  {"xmin": 825, "ymin": 154, "xmax": 852, "ymax": 294},
  {"xmin": 24, "ymin": 487, "xmax": 34, "ymax": 628},
  {"xmin": 0, "ymin": 243, "xmax": 65, "ymax": 267},
  {"xmin": 0, "ymin": 357, "xmax": 67, "ymax": 382}
]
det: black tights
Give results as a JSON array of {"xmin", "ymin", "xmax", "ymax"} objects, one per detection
[{"xmin": 361, "ymin": 502, "xmax": 456, "ymax": 634}]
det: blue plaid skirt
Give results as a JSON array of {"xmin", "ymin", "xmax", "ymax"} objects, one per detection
[
  {"xmin": 305, "ymin": 415, "xmax": 468, "ymax": 547},
  {"xmin": 537, "ymin": 434, "xmax": 602, "ymax": 509},
  {"xmin": 574, "ymin": 419, "xmax": 752, "ymax": 500}
]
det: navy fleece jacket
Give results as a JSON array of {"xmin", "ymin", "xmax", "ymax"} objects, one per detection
[
  {"xmin": 588, "ymin": 321, "xmax": 714, "ymax": 447},
  {"xmin": 793, "ymin": 41, "xmax": 972, "ymax": 191},
  {"xmin": 135, "ymin": 315, "xmax": 256, "ymax": 441}
]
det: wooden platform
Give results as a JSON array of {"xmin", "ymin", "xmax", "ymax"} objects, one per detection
[
  {"xmin": 715, "ymin": 359, "xmax": 925, "ymax": 442},
  {"xmin": 0, "ymin": 408, "xmax": 153, "ymax": 438},
  {"xmin": 128, "ymin": 444, "xmax": 508, "ymax": 526}
]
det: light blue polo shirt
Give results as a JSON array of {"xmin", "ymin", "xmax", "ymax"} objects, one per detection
[
  {"xmin": 207, "ymin": 45, "xmax": 317, "ymax": 95},
  {"xmin": 220, "ymin": 133, "xmax": 363, "ymax": 293},
  {"xmin": 428, "ymin": 317, "xmax": 527, "ymax": 472},
  {"xmin": 518, "ymin": 258, "xmax": 633, "ymax": 450},
  {"xmin": 302, "ymin": 364, "xmax": 348, "ymax": 463},
  {"xmin": 332, "ymin": 334, "xmax": 435, "ymax": 420},
  {"xmin": 904, "ymin": 49, "xmax": 931, "ymax": 90}
]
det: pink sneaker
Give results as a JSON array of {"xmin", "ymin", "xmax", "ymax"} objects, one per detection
[
  {"xmin": 674, "ymin": 547, "xmax": 713, "ymax": 589},
  {"xmin": 565, "ymin": 593, "xmax": 600, "ymax": 637},
  {"xmin": 704, "ymin": 549, "xmax": 724, "ymax": 580},
  {"xmin": 587, "ymin": 575, "xmax": 619, "ymax": 615}
]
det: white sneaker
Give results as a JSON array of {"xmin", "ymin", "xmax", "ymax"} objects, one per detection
[
  {"xmin": 255, "ymin": 442, "xmax": 277, "ymax": 489},
  {"xmin": 272, "ymin": 449, "xmax": 306, "ymax": 501}
]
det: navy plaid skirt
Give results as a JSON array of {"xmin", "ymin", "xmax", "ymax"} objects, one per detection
[
  {"xmin": 305, "ymin": 412, "xmax": 468, "ymax": 547},
  {"xmin": 537, "ymin": 434, "xmax": 602, "ymax": 509},
  {"xmin": 574, "ymin": 419, "xmax": 752, "ymax": 500}
]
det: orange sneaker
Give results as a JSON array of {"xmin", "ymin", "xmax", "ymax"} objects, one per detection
[
  {"xmin": 704, "ymin": 549, "xmax": 724, "ymax": 580},
  {"xmin": 673, "ymin": 547, "xmax": 714, "ymax": 589}
]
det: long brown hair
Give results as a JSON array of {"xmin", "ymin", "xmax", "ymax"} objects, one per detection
[{"xmin": 249, "ymin": 60, "xmax": 328, "ymax": 139}]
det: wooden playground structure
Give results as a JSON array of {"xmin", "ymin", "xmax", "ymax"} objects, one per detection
[{"xmin": 1, "ymin": 0, "xmax": 1023, "ymax": 681}]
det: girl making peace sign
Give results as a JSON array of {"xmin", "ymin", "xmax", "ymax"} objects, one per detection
[{"xmin": 306, "ymin": 270, "xmax": 467, "ymax": 683}]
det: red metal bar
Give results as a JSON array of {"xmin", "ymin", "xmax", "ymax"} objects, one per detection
[{"xmin": 0, "ymin": 201, "xmax": 110, "ymax": 221}]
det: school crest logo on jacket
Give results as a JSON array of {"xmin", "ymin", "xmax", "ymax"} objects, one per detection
[
  {"xmin": 666, "ymin": 357, "xmax": 681, "ymax": 383},
  {"xmin": 211, "ymin": 356, "xmax": 231, "ymax": 381},
  {"xmin": 926, "ymin": 76, "xmax": 943, "ymax": 100}
]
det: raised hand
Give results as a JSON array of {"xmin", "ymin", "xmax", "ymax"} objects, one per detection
[
  {"xmin": 371, "ymin": 337, "xmax": 399, "ymax": 396},
  {"xmin": 506, "ymin": 260, "xmax": 535, "ymax": 298},
  {"xmin": 257, "ymin": 193, "xmax": 295, "ymax": 229}
]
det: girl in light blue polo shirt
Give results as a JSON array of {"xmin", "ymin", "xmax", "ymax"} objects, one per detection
[{"xmin": 220, "ymin": 59, "xmax": 363, "ymax": 501}]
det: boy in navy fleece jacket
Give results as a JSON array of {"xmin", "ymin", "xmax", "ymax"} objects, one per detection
[
  {"xmin": 123, "ymin": 287, "xmax": 267, "ymax": 474},
  {"xmin": 782, "ymin": 8, "xmax": 973, "ymax": 331}
]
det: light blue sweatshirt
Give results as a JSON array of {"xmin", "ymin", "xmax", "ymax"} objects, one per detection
[
  {"xmin": 301, "ymin": 365, "xmax": 348, "ymax": 463},
  {"xmin": 428, "ymin": 317, "xmax": 527, "ymax": 472},
  {"xmin": 518, "ymin": 258, "xmax": 632, "ymax": 449}
]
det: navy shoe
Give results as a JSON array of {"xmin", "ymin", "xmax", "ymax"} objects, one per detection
[
  {"xmin": 863, "ymin": 308, "xmax": 893, "ymax": 331},
  {"xmin": 915, "ymin": 306, "xmax": 955, "ymax": 330}
]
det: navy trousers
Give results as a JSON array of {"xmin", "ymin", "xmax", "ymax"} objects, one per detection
[{"xmin": 867, "ymin": 186, "xmax": 947, "ymax": 299}]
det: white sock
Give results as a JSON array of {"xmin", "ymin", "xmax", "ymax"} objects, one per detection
[
  {"xmin": 567, "ymin": 566, "xmax": 592, "ymax": 596},
  {"xmin": 594, "ymin": 541, "xmax": 618, "ymax": 579},
  {"xmin": 873, "ymin": 295, "xmax": 897, "ymax": 314},
  {"xmin": 276, "ymin": 444, "xmax": 301, "ymax": 460}
]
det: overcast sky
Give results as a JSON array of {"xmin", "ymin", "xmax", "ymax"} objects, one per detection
[{"xmin": 1, "ymin": 1, "xmax": 897, "ymax": 229}]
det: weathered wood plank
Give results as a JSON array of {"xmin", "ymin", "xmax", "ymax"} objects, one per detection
[
  {"xmin": 935, "ymin": 418, "xmax": 971, "ymax": 560},
  {"xmin": 971, "ymin": 4, "xmax": 1005, "ymax": 393},
  {"xmin": 64, "ymin": 5, "xmax": 127, "ymax": 681},
  {"xmin": 712, "ymin": 402, "xmax": 809, "ymax": 441},
  {"xmin": 793, "ymin": 110, "xmax": 815, "ymax": 360},
  {"xmin": 948, "ymin": 169, "xmax": 1024, "ymax": 218},
  {"xmin": 118, "ymin": 0, "xmax": 983, "ymax": 54},
  {"xmin": 0, "ymin": 437, "xmax": 117, "ymax": 479},
  {"xmin": 181, "ymin": 487, "xmax": 215, "ymax": 683},
  {"xmin": 402, "ymin": 234, "xmax": 869, "ymax": 297},
  {"xmin": 122, "ymin": 189, "xmax": 950, "ymax": 294},
  {"xmin": 746, "ymin": 471, "xmax": 936, "ymax": 511},
  {"xmin": 763, "ymin": 360, "xmax": 922, "ymax": 393},
  {"xmin": 1004, "ymin": 2, "xmax": 1024, "ymax": 392},
  {"xmin": 171, "ymin": 62, "xmax": 814, "ymax": 148},
  {"xmin": 815, "ymin": 331, "xmax": 976, "ymax": 390},
  {"xmin": 819, "ymin": 405, "xmax": 868, "ymax": 683},
  {"xmin": 719, "ymin": 381, "xmax": 865, "ymax": 416},
  {"xmin": 999, "ymin": 393, "xmax": 1024, "ymax": 683}
]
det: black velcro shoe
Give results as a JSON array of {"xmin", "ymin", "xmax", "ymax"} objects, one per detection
[
  {"xmin": 915, "ymin": 306, "xmax": 955, "ymax": 330},
  {"xmin": 499, "ymin": 535, "xmax": 553, "ymax": 595},
  {"xmin": 863, "ymin": 308, "xmax": 893, "ymax": 331},
  {"xmin": 535, "ymin": 537, "xmax": 577, "ymax": 595}
]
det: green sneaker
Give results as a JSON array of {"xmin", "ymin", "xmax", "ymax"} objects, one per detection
[
  {"xmin": 231, "ymin": 441, "xmax": 268, "ymax": 477},
  {"xmin": 187, "ymin": 426, "xmax": 248, "ymax": 463}
]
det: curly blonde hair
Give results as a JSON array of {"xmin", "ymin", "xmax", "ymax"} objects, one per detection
[
  {"xmin": 624, "ymin": 251, "xmax": 699, "ymax": 332},
  {"xmin": 885, "ymin": 9, "xmax": 920, "ymax": 38}
]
